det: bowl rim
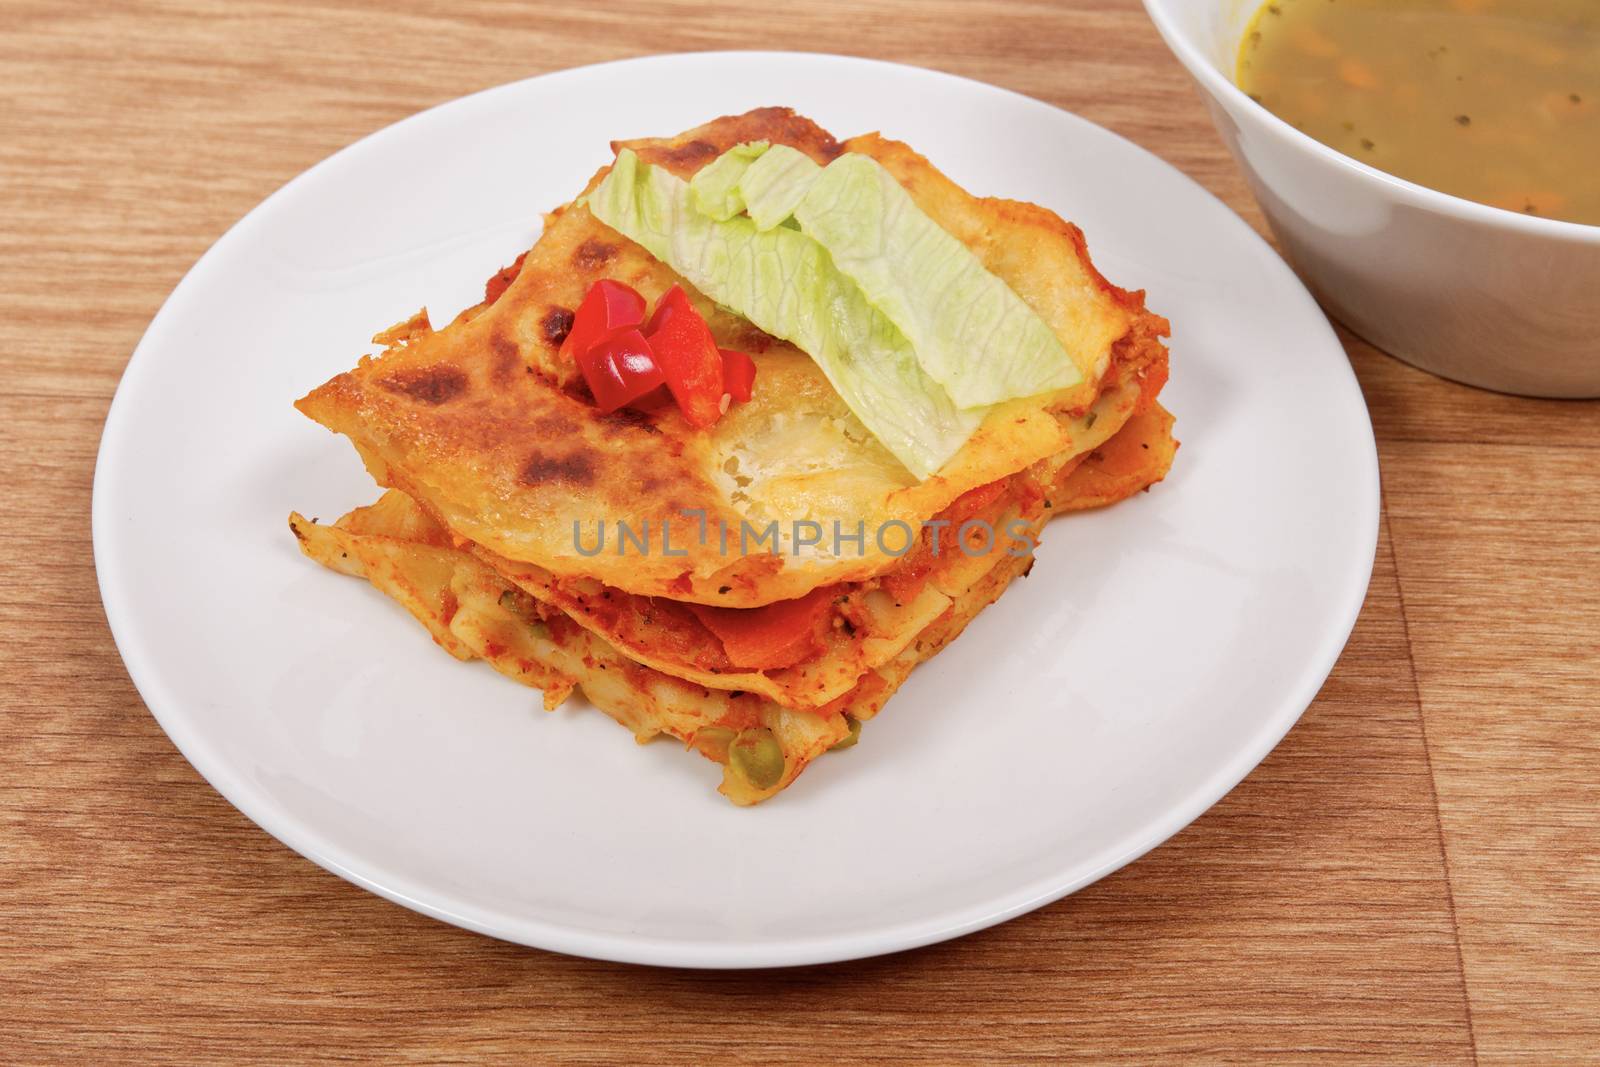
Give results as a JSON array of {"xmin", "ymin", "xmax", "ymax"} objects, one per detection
[{"xmin": 1141, "ymin": 0, "xmax": 1600, "ymax": 245}]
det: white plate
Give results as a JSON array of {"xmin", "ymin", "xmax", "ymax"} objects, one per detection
[{"xmin": 93, "ymin": 52, "xmax": 1378, "ymax": 968}]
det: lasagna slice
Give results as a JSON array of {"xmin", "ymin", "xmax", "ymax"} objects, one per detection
[
  {"xmin": 290, "ymin": 109, "xmax": 1175, "ymax": 804},
  {"xmin": 290, "ymin": 398, "xmax": 1173, "ymax": 804}
]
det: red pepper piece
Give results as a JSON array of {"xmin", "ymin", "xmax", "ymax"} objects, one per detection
[
  {"xmin": 628, "ymin": 384, "xmax": 674, "ymax": 412},
  {"xmin": 644, "ymin": 283, "xmax": 687, "ymax": 336},
  {"xmin": 686, "ymin": 587, "xmax": 836, "ymax": 670},
  {"xmin": 559, "ymin": 279, "xmax": 646, "ymax": 365},
  {"xmin": 644, "ymin": 285, "xmax": 725, "ymax": 428},
  {"xmin": 577, "ymin": 328, "xmax": 665, "ymax": 414},
  {"xmin": 719, "ymin": 349, "xmax": 757, "ymax": 404}
]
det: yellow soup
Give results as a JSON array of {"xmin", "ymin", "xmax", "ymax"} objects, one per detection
[{"xmin": 1237, "ymin": 0, "xmax": 1600, "ymax": 226}]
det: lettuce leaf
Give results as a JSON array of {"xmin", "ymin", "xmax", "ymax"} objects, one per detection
[
  {"xmin": 591, "ymin": 149, "xmax": 982, "ymax": 479},
  {"xmin": 735, "ymin": 143, "xmax": 822, "ymax": 230},
  {"xmin": 699, "ymin": 143, "xmax": 1083, "ymax": 409},
  {"xmin": 688, "ymin": 140, "xmax": 768, "ymax": 221},
  {"xmin": 792, "ymin": 153, "xmax": 1082, "ymax": 408}
]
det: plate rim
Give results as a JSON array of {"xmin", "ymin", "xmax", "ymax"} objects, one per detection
[{"xmin": 92, "ymin": 49, "xmax": 1381, "ymax": 969}]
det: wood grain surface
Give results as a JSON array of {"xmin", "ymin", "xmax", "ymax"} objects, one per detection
[{"xmin": 2, "ymin": 1, "xmax": 1596, "ymax": 1062}]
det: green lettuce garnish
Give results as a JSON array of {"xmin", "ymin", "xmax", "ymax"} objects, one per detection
[
  {"xmin": 733, "ymin": 143, "xmax": 822, "ymax": 231},
  {"xmin": 698, "ymin": 143, "xmax": 1083, "ymax": 409},
  {"xmin": 592, "ymin": 149, "xmax": 982, "ymax": 479},
  {"xmin": 592, "ymin": 143, "xmax": 1086, "ymax": 477},
  {"xmin": 688, "ymin": 141, "xmax": 768, "ymax": 221},
  {"xmin": 793, "ymin": 154, "xmax": 1081, "ymax": 407}
]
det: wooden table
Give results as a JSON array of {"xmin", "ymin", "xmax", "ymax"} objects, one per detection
[{"xmin": 4, "ymin": 1, "xmax": 1596, "ymax": 1061}]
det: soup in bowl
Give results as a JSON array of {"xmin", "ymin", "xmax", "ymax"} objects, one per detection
[{"xmin": 1144, "ymin": 0, "xmax": 1600, "ymax": 396}]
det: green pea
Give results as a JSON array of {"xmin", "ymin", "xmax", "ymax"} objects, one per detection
[
  {"xmin": 829, "ymin": 715, "xmax": 862, "ymax": 751},
  {"xmin": 729, "ymin": 728, "xmax": 786, "ymax": 790}
]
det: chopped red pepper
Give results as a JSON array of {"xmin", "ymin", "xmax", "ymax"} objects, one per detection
[
  {"xmin": 719, "ymin": 349, "xmax": 757, "ymax": 404},
  {"xmin": 643, "ymin": 284, "xmax": 687, "ymax": 336},
  {"xmin": 559, "ymin": 279, "xmax": 646, "ymax": 365},
  {"xmin": 558, "ymin": 279, "xmax": 758, "ymax": 425},
  {"xmin": 577, "ymin": 328, "xmax": 665, "ymax": 414},
  {"xmin": 644, "ymin": 285, "xmax": 725, "ymax": 428},
  {"xmin": 628, "ymin": 384, "xmax": 674, "ymax": 412},
  {"xmin": 686, "ymin": 587, "xmax": 836, "ymax": 670}
]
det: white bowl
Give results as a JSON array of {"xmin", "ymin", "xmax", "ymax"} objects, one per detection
[{"xmin": 1144, "ymin": 0, "xmax": 1600, "ymax": 397}]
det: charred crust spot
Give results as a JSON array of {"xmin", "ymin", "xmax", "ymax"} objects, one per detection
[
  {"xmin": 734, "ymin": 324, "xmax": 776, "ymax": 353},
  {"xmin": 519, "ymin": 450, "xmax": 596, "ymax": 487},
  {"xmin": 599, "ymin": 407, "xmax": 661, "ymax": 433},
  {"xmin": 660, "ymin": 139, "xmax": 720, "ymax": 168},
  {"xmin": 541, "ymin": 306, "xmax": 575, "ymax": 348},
  {"xmin": 489, "ymin": 332, "xmax": 521, "ymax": 385},
  {"xmin": 571, "ymin": 238, "xmax": 618, "ymax": 270},
  {"xmin": 743, "ymin": 107, "xmax": 842, "ymax": 160},
  {"xmin": 378, "ymin": 365, "xmax": 469, "ymax": 405},
  {"xmin": 530, "ymin": 412, "xmax": 580, "ymax": 436}
]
